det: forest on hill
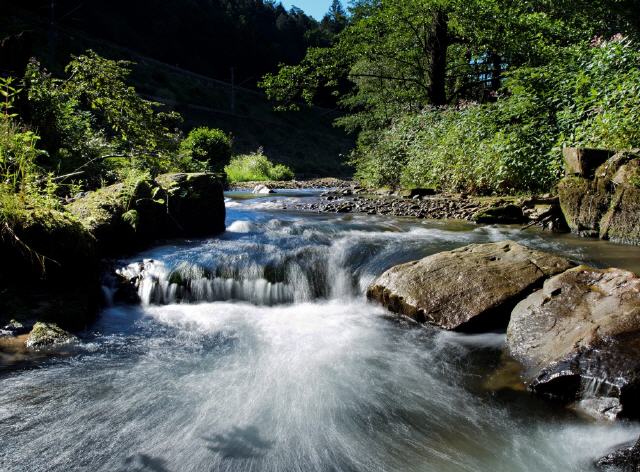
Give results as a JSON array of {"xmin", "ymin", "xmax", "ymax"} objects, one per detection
[
  {"xmin": 3, "ymin": 0, "xmax": 347, "ymax": 92},
  {"xmin": 263, "ymin": 0, "xmax": 640, "ymax": 194}
]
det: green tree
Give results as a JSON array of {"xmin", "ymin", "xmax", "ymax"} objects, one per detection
[{"xmin": 179, "ymin": 128, "xmax": 232, "ymax": 173}]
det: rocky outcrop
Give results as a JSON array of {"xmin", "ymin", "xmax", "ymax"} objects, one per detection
[
  {"xmin": 558, "ymin": 150, "xmax": 640, "ymax": 244},
  {"xmin": 68, "ymin": 173, "xmax": 226, "ymax": 254},
  {"xmin": 25, "ymin": 322, "xmax": 78, "ymax": 349},
  {"xmin": 563, "ymin": 147, "xmax": 615, "ymax": 179},
  {"xmin": 367, "ymin": 241, "xmax": 573, "ymax": 331},
  {"xmin": 0, "ymin": 208, "xmax": 100, "ymax": 329},
  {"xmin": 596, "ymin": 437, "xmax": 640, "ymax": 471},
  {"xmin": 507, "ymin": 266, "xmax": 640, "ymax": 419},
  {"xmin": 155, "ymin": 173, "xmax": 226, "ymax": 237}
]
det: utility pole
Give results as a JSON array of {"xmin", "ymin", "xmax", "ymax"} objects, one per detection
[{"xmin": 230, "ymin": 67, "xmax": 236, "ymax": 114}]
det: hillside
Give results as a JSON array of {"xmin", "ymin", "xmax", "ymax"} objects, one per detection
[{"xmin": 1, "ymin": 9, "xmax": 354, "ymax": 177}]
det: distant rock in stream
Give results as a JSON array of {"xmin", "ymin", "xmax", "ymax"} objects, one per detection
[
  {"xmin": 507, "ymin": 266, "xmax": 640, "ymax": 419},
  {"xmin": 25, "ymin": 322, "xmax": 78, "ymax": 350},
  {"xmin": 367, "ymin": 241, "xmax": 573, "ymax": 331}
]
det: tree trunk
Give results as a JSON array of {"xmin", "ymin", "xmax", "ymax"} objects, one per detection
[
  {"xmin": 427, "ymin": 10, "xmax": 448, "ymax": 106},
  {"xmin": 490, "ymin": 52, "xmax": 502, "ymax": 92}
]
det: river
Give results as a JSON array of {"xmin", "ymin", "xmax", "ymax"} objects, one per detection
[{"xmin": 1, "ymin": 190, "xmax": 639, "ymax": 472}]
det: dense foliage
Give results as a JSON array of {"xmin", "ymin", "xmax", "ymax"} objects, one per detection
[
  {"xmin": 225, "ymin": 150, "xmax": 294, "ymax": 182},
  {"xmin": 179, "ymin": 127, "xmax": 232, "ymax": 173},
  {"xmin": 263, "ymin": 0, "xmax": 640, "ymax": 194}
]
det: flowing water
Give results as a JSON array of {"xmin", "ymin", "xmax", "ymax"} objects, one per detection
[{"xmin": 2, "ymin": 190, "xmax": 640, "ymax": 472}]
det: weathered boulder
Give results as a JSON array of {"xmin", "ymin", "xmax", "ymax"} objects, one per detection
[
  {"xmin": 26, "ymin": 322, "xmax": 78, "ymax": 350},
  {"xmin": 67, "ymin": 175, "xmax": 161, "ymax": 253},
  {"xmin": 596, "ymin": 437, "xmax": 640, "ymax": 471},
  {"xmin": 367, "ymin": 241, "xmax": 573, "ymax": 331},
  {"xmin": 155, "ymin": 173, "xmax": 226, "ymax": 237},
  {"xmin": 563, "ymin": 147, "xmax": 615, "ymax": 179},
  {"xmin": 68, "ymin": 173, "xmax": 226, "ymax": 254},
  {"xmin": 558, "ymin": 150, "xmax": 640, "ymax": 244},
  {"xmin": 507, "ymin": 266, "xmax": 640, "ymax": 419}
]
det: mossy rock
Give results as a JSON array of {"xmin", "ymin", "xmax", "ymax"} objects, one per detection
[
  {"xmin": 558, "ymin": 151, "xmax": 640, "ymax": 245},
  {"xmin": 67, "ymin": 177, "xmax": 164, "ymax": 254},
  {"xmin": 557, "ymin": 176, "xmax": 609, "ymax": 236},
  {"xmin": 1, "ymin": 208, "xmax": 97, "ymax": 281},
  {"xmin": 25, "ymin": 321, "xmax": 78, "ymax": 350},
  {"xmin": 156, "ymin": 173, "xmax": 226, "ymax": 237}
]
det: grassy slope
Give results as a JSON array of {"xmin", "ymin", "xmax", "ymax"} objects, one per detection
[{"xmin": 1, "ymin": 11, "xmax": 354, "ymax": 177}]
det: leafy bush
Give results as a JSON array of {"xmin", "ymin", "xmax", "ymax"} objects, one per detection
[
  {"xmin": 23, "ymin": 52, "xmax": 183, "ymax": 184},
  {"xmin": 225, "ymin": 150, "xmax": 294, "ymax": 182},
  {"xmin": 179, "ymin": 127, "xmax": 232, "ymax": 172}
]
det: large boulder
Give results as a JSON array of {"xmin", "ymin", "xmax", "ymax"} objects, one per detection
[
  {"xmin": 558, "ymin": 150, "xmax": 640, "ymax": 245},
  {"xmin": 367, "ymin": 241, "xmax": 573, "ymax": 331},
  {"xmin": 507, "ymin": 266, "xmax": 640, "ymax": 419},
  {"xmin": 68, "ymin": 173, "xmax": 226, "ymax": 254},
  {"xmin": 155, "ymin": 173, "xmax": 226, "ymax": 236}
]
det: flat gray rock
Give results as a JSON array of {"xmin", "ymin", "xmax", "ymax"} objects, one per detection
[{"xmin": 367, "ymin": 240, "xmax": 573, "ymax": 331}]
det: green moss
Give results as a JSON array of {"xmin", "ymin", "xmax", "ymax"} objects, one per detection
[
  {"xmin": 26, "ymin": 322, "xmax": 77, "ymax": 349},
  {"xmin": 557, "ymin": 176, "xmax": 591, "ymax": 232}
]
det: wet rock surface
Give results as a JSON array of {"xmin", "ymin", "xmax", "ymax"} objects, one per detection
[
  {"xmin": 25, "ymin": 322, "xmax": 78, "ymax": 350},
  {"xmin": 596, "ymin": 437, "xmax": 640, "ymax": 471},
  {"xmin": 507, "ymin": 266, "xmax": 640, "ymax": 418},
  {"xmin": 367, "ymin": 241, "xmax": 573, "ymax": 331}
]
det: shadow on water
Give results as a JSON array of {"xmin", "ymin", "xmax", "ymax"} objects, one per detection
[
  {"xmin": 203, "ymin": 426, "xmax": 275, "ymax": 459},
  {"xmin": 121, "ymin": 453, "xmax": 172, "ymax": 472}
]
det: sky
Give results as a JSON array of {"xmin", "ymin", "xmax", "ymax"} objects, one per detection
[{"xmin": 281, "ymin": 0, "xmax": 334, "ymax": 20}]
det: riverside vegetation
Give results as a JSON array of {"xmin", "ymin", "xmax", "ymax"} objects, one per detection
[{"xmin": 0, "ymin": 51, "xmax": 292, "ymax": 332}]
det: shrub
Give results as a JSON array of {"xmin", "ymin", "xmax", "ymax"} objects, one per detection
[
  {"xmin": 225, "ymin": 150, "xmax": 294, "ymax": 182},
  {"xmin": 179, "ymin": 127, "xmax": 232, "ymax": 172}
]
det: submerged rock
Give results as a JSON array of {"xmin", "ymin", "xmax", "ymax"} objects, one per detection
[
  {"xmin": 507, "ymin": 266, "xmax": 640, "ymax": 418},
  {"xmin": 367, "ymin": 241, "xmax": 573, "ymax": 331},
  {"xmin": 252, "ymin": 184, "xmax": 274, "ymax": 194},
  {"xmin": 26, "ymin": 322, "xmax": 78, "ymax": 350},
  {"xmin": 596, "ymin": 437, "xmax": 640, "ymax": 471}
]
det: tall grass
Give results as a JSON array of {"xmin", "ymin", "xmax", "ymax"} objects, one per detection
[{"xmin": 225, "ymin": 150, "xmax": 294, "ymax": 182}]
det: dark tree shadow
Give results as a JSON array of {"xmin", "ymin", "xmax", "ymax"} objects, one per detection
[
  {"xmin": 121, "ymin": 453, "xmax": 172, "ymax": 472},
  {"xmin": 203, "ymin": 426, "xmax": 275, "ymax": 459}
]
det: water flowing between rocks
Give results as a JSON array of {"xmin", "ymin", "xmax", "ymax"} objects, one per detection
[{"xmin": 2, "ymin": 190, "xmax": 639, "ymax": 472}]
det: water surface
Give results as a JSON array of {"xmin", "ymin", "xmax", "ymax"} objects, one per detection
[{"xmin": 1, "ymin": 190, "xmax": 639, "ymax": 472}]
